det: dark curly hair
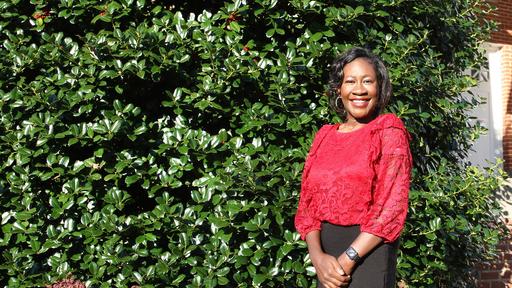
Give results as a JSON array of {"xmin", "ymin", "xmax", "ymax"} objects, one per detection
[{"xmin": 328, "ymin": 47, "xmax": 392, "ymax": 119}]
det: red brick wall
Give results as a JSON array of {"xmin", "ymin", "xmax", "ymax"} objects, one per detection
[
  {"xmin": 477, "ymin": 219, "xmax": 512, "ymax": 288},
  {"xmin": 477, "ymin": 2, "xmax": 512, "ymax": 288},
  {"xmin": 501, "ymin": 45, "xmax": 512, "ymax": 171},
  {"xmin": 487, "ymin": 0, "xmax": 512, "ymax": 171},
  {"xmin": 489, "ymin": 0, "xmax": 512, "ymax": 45}
]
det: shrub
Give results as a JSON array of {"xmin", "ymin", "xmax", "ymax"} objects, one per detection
[{"xmin": 0, "ymin": 0, "xmax": 504, "ymax": 287}]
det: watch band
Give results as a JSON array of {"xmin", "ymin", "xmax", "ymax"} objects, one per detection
[{"xmin": 345, "ymin": 246, "xmax": 362, "ymax": 263}]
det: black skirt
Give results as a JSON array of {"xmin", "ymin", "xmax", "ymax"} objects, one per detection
[{"xmin": 318, "ymin": 222, "xmax": 398, "ymax": 288}]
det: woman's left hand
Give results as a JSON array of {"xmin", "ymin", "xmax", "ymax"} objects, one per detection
[{"xmin": 311, "ymin": 251, "xmax": 351, "ymax": 288}]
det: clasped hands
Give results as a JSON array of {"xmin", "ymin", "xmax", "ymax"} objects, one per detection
[{"xmin": 311, "ymin": 252, "xmax": 353, "ymax": 288}]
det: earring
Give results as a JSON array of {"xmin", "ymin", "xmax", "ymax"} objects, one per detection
[{"xmin": 335, "ymin": 97, "xmax": 343, "ymax": 110}]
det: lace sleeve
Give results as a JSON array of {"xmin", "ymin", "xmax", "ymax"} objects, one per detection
[
  {"xmin": 294, "ymin": 125, "xmax": 333, "ymax": 240},
  {"xmin": 361, "ymin": 125, "xmax": 412, "ymax": 243}
]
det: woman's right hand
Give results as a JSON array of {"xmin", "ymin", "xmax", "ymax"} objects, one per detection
[{"xmin": 310, "ymin": 251, "xmax": 351, "ymax": 288}]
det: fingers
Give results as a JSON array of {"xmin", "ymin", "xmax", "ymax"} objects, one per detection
[
  {"xmin": 322, "ymin": 279, "xmax": 344, "ymax": 288},
  {"xmin": 323, "ymin": 277, "xmax": 350, "ymax": 288},
  {"xmin": 340, "ymin": 274, "xmax": 351, "ymax": 286},
  {"xmin": 321, "ymin": 261, "xmax": 351, "ymax": 288},
  {"xmin": 319, "ymin": 273, "xmax": 343, "ymax": 288},
  {"xmin": 331, "ymin": 274, "xmax": 351, "ymax": 287},
  {"xmin": 314, "ymin": 253, "xmax": 352, "ymax": 288},
  {"xmin": 335, "ymin": 266, "xmax": 345, "ymax": 276},
  {"xmin": 318, "ymin": 271, "xmax": 342, "ymax": 288}
]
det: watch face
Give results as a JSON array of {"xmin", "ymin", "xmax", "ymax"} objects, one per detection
[
  {"xmin": 347, "ymin": 249, "xmax": 357, "ymax": 259},
  {"xmin": 346, "ymin": 247, "xmax": 360, "ymax": 262}
]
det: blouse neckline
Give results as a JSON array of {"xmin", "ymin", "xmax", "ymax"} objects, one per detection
[{"xmin": 334, "ymin": 114, "xmax": 382, "ymax": 135}]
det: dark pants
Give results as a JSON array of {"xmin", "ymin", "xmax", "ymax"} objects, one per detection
[{"xmin": 318, "ymin": 222, "xmax": 398, "ymax": 288}]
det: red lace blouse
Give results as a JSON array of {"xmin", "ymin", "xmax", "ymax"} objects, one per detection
[{"xmin": 294, "ymin": 114, "xmax": 412, "ymax": 243}]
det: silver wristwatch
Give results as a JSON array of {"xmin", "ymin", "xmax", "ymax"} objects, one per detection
[{"xmin": 345, "ymin": 246, "xmax": 362, "ymax": 263}]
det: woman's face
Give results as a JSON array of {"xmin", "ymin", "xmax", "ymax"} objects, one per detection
[{"xmin": 338, "ymin": 57, "xmax": 379, "ymax": 123}]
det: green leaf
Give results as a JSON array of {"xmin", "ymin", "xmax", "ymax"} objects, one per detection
[
  {"xmin": 229, "ymin": 21, "xmax": 240, "ymax": 32},
  {"xmin": 310, "ymin": 32, "xmax": 323, "ymax": 42},
  {"xmin": 125, "ymin": 175, "xmax": 140, "ymax": 186}
]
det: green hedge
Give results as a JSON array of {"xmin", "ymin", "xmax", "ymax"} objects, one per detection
[{"xmin": 0, "ymin": 0, "xmax": 504, "ymax": 287}]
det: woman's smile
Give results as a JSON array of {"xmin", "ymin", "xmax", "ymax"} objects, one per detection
[{"xmin": 349, "ymin": 98, "xmax": 371, "ymax": 108}]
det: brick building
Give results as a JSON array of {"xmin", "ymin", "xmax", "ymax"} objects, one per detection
[
  {"xmin": 474, "ymin": 1, "xmax": 512, "ymax": 287},
  {"xmin": 494, "ymin": 2, "xmax": 512, "ymax": 172}
]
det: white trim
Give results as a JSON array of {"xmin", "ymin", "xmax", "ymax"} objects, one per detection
[
  {"xmin": 466, "ymin": 43, "xmax": 503, "ymax": 168},
  {"xmin": 487, "ymin": 43, "xmax": 503, "ymax": 160}
]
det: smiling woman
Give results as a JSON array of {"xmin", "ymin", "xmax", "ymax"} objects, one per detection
[
  {"xmin": 295, "ymin": 47, "xmax": 412, "ymax": 288},
  {"xmin": 338, "ymin": 58, "xmax": 378, "ymax": 125},
  {"xmin": 329, "ymin": 48, "xmax": 393, "ymax": 126}
]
